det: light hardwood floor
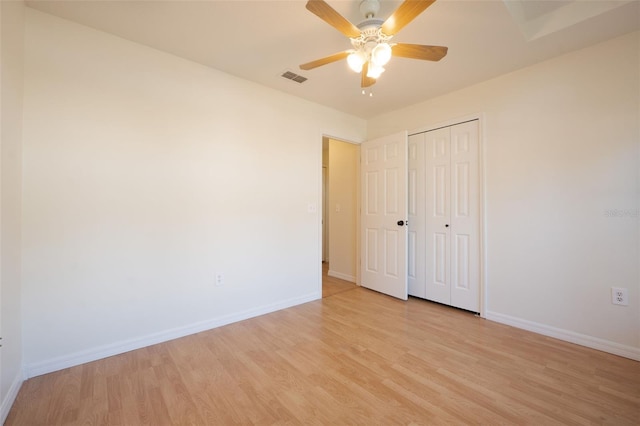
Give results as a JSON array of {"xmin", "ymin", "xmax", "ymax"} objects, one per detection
[
  {"xmin": 7, "ymin": 285, "xmax": 640, "ymax": 425},
  {"xmin": 322, "ymin": 262, "xmax": 357, "ymax": 298}
]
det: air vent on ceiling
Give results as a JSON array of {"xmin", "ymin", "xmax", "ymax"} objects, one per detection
[{"xmin": 281, "ymin": 70, "xmax": 308, "ymax": 84}]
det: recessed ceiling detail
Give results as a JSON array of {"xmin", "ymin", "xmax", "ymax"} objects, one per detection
[{"xmin": 503, "ymin": 0, "xmax": 635, "ymax": 41}]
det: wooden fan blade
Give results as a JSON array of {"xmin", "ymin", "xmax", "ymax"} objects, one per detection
[
  {"xmin": 361, "ymin": 62, "xmax": 376, "ymax": 88},
  {"xmin": 392, "ymin": 43, "xmax": 448, "ymax": 61},
  {"xmin": 306, "ymin": 0, "xmax": 361, "ymax": 38},
  {"xmin": 381, "ymin": 0, "xmax": 436, "ymax": 36},
  {"xmin": 300, "ymin": 51, "xmax": 350, "ymax": 70}
]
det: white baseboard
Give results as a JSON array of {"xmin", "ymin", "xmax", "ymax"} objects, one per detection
[
  {"xmin": 0, "ymin": 369, "xmax": 24, "ymax": 425},
  {"xmin": 486, "ymin": 311, "xmax": 640, "ymax": 361},
  {"xmin": 25, "ymin": 291, "xmax": 321, "ymax": 379},
  {"xmin": 328, "ymin": 270, "xmax": 356, "ymax": 283}
]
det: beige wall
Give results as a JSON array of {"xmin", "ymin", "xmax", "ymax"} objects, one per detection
[
  {"xmin": 0, "ymin": 0, "xmax": 25, "ymax": 421},
  {"xmin": 21, "ymin": 9, "xmax": 366, "ymax": 376},
  {"xmin": 368, "ymin": 31, "xmax": 640, "ymax": 356},
  {"xmin": 327, "ymin": 139, "xmax": 359, "ymax": 282}
]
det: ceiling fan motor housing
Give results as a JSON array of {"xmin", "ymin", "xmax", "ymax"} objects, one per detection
[
  {"xmin": 356, "ymin": 18, "xmax": 384, "ymax": 32},
  {"xmin": 351, "ymin": 25, "xmax": 392, "ymax": 56}
]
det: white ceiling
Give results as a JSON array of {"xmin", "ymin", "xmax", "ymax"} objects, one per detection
[{"xmin": 26, "ymin": 0, "xmax": 640, "ymax": 119}]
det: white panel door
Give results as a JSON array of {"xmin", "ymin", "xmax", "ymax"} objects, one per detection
[
  {"xmin": 424, "ymin": 121, "xmax": 479, "ymax": 312},
  {"xmin": 425, "ymin": 127, "xmax": 451, "ymax": 305},
  {"xmin": 361, "ymin": 131, "xmax": 408, "ymax": 300},
  {"xmin": 450, "ymin": 121, "xmax": 480, "ymax": 311},
  {"xmin": 408, "ymin": 133, "xmax": 426, "ymax": 298}
]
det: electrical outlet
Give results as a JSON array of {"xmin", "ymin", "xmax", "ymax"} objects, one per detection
[
  {"xmin": 611, "ymin": 287, "xmax": 628, "ymax": 306},
  {"xmin": 215, "ymin": 273, "xmax": 224, "ymax": 287}
]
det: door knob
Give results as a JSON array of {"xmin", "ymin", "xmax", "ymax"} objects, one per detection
[
  {"xmin": 445, "ymin": 224, "xmax": 449, "ymax": 227},
  {"xmin": 397, "ymin": 220, "xmax": 404, "ymax": 226}
]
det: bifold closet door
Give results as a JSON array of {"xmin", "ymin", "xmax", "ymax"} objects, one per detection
[
  {"xmin": 424, "ymin": 127, "xmax": 452, "ymax": 305},
  {"xmin": 425, "ymin": 121, "xmax": 479, "ymax": 312},
  {"xmin": 408, "ymin": 133, "xmax": 426, "ymax": 298},
  {"xmin": 449, "ymin": 121, "xmax": 479, "ymax": 311}
]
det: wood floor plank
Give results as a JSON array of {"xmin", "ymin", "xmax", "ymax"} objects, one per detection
[
  {"xmin": 6, "ymin": 285, "xmax": 640, "ymax": 425},
  {"xmin": 321, "ymin": 262, "xmax": 356, "ymax": 298}
]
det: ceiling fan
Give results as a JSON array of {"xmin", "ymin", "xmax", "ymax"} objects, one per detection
[{"xmin": 300, "ymin": 0, "xmax": 448, "ymax": 89}]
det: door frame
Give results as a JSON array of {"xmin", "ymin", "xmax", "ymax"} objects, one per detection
[
  {"xmin": 317, "ymin": 133, "xmax": 362, "ymax": 298},
  {"xmin": 409, "ymin": 113, "xmax": 487, "ymax": 318}
]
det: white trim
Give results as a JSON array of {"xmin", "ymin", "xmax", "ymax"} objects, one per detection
[
  {"xmin": 24, "ymin": 292, "xmax": 320, "ymax": 379},
  {"xmin": 408, "ymin": 113, "xmax": 485, "ymax": 137},
  {"xmin": 317, "ymin": 132, "xmax": 325, "ymax": 297},
  {"xmin": 478, "ymin": 114, "xmax": 488, "ymax": 319},
  {"xmin": 0, "ymin": 368, "xmax": 23, "ymax": 425},
  {"xmin": 327, "ymin": 270, "xmax": 356, "ymax": 283},
  {"xmin": 486, "ymin": 311, "xmax": 640, "ymax": 361}
]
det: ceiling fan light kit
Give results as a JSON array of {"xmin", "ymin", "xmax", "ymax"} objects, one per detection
[{"xmin": 301, "ymin": 0, "xmax": 448, "ymax": 89}]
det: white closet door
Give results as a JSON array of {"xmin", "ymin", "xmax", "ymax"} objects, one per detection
[
  {"xmin": 361, "ymin": 131, "xmax": 408, "ymax": 300},
  {"xmin": 423, "ymin": 120, "xmax": 480, "ymax": 311},
  {"xmin": 450, "ymin": 121, "xmax": 480, "ymax": 312},
  {"xmin": 408, "ymin": 133, "xmax": 426, "ymax": 298},
  {"xmin": 425, "ymin": 127, "xmax": 451, "ymax": 305}
]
